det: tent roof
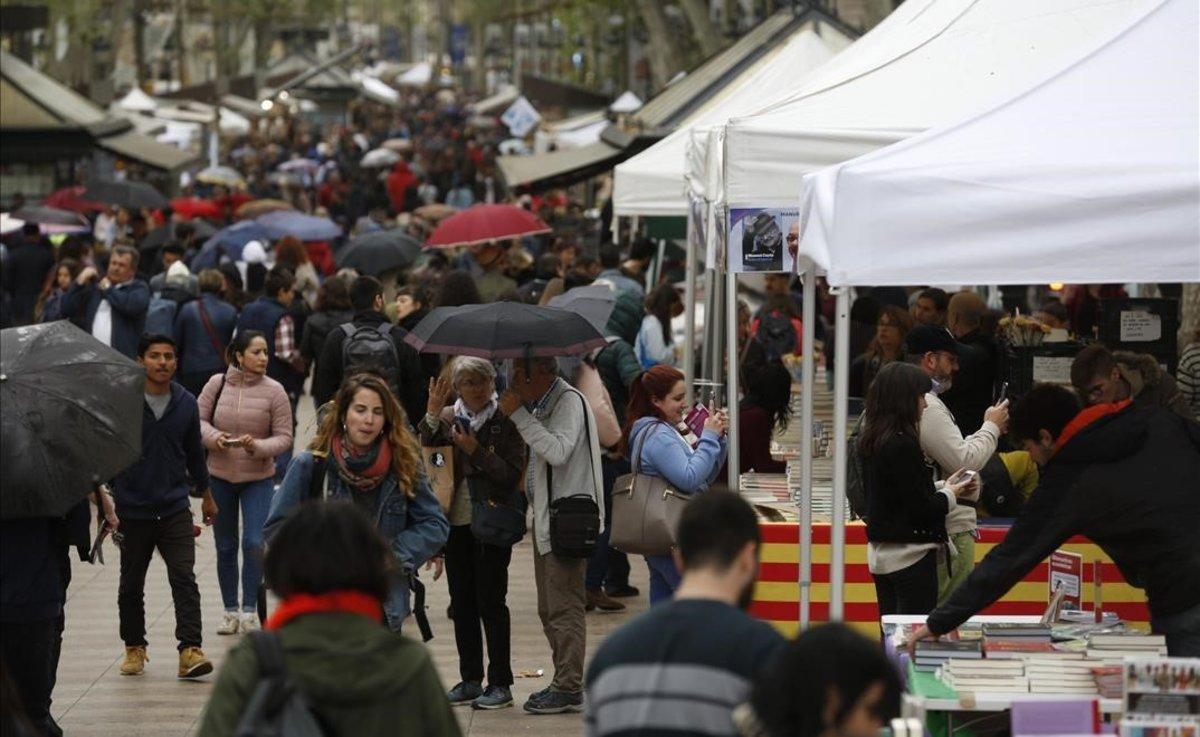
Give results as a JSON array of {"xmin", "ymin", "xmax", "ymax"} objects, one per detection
[
  {"xmin": 471, "ymin": 85, "xmax": 519, "ymax": 114},
  {"xmin": 798, "ymin": 0, "xmax": 1199, "ymax": 286},
  {"xmin": 613, "ymin": 22, "xmax": 851, "ymax": 217},
  {"xmin": 98, "ymin": 127, "xmax": 197, "ymax": 171},
  {"xmin": 1, "ymin": 50, "xmax": 106, "ymax": 126},
  {"xmin": 115, "ymin": 87, "xmax": 158, "ymax": 112},
  {"xmin": 398, "ymin": 62, "xmax": 432, "ymax": 87},
  {"xmin": 723, "ymin": 0, "xmax": 1159, "ymax": 208},
  {"xmin": 497, "ymin": 141, "xmax": 624, "ymax": 193},
  {"xmin": 609, "ymin": 91, "xmax": 643, "ymax": 114}
]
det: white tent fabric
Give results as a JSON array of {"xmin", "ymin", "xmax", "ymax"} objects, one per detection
[
  {"xmin": 609, "ymin": 91, "xmax": 643, "ymax": 114},
  {"xmin": 357, "ymin": 74, "xmax": 400, "ymax": 105},
  {"xmin": 613, "ymin": 23, "xmax": 850, "ymax": 217},
  {"xmin": 470, "ymin": 85, "xmax": 519, "ymax": 114},
  {"xmin": 397, "ymin": 62, "xmax": 432, "ymax": 87},
  {"xmin": 114, "ymin": 87, "xmax": 158, "ymax": 112},
  {"xmin": 799, "ymin": 0, "xmax": 1200, "ymax": 286},
  {"xmin": 723, "ymin": 0, "xmax": 1159, "ymax": 209}
]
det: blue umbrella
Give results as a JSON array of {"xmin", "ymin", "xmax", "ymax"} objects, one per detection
[
  {"xmin": 193, "ymin": 220, "xmax": 272, "ymax": 269},
  {"xmin": 256, "ymin": 211, "xmax": 342, "ymax": 242}
]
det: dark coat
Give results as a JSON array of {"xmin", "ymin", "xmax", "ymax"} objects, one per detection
[
  {"xmin": 863, "ymin": 433, "xmax": 951, "ymax": 545},
  {"xmin": 942, "ymin": 329, "xmax": 998, "ymax": 436},
  {"xmin": 113, "ymin": 383, "xmax": 210, "ymax": 519},
  {"xmin": 60, "ymin": 278, "xmax": 151, "ymax": 358},
  {"xmin": 419, "ymin": 407, "xmax": 525, "ymax": 507},
  {"xmin": 173, "ymin": 293, "xmax": 237, "ymax": 376},
  {"xmin": 312, "ymin": 310, "xmax": 427, "ymax": 424},
  {"xmin": 300, "ymin": 308, "xmax": 354, "ymax": 366},
  {"xmin": 593, "ymin": 338, "xmax": 641, "ymax": 426},
  {"xmin": 2, "ymin": 240, "xmax": 54, "ymax": 324},
  {"xmin": 928, "ymin": 403, "xmax": 1200, "ymax": 634}
]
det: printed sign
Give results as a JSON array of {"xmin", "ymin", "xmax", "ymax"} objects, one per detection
[
  {"xmin": 1032, "ymin": 356, "xmax": 1073, "ymax": 384},
  {"xmin": 727, "ymin": 208, "xmax": 798, "ymax": 274},
  {"xmin": 1048, "ymin": 549, "xmax": 1083, "ymax": 610},
  {"xmin": 1120, "ymin": 311, "xmax": 1163, "ymax": 342},
  {"xmin": 501, "ymin": 96, "xmax": 541, "ymax": 138}
]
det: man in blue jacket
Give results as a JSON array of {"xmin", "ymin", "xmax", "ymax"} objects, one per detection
[
  {"xmin": 114, "ymin": 334, "xmax": 219, "ymax": 680},
  {"xmin": 60, "ymin": 245, "xmax": 150, "ymax": 358}
]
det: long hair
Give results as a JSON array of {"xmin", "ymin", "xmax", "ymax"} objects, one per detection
[
  {"xmin": 621, "ymin": 364, "xmax": 685, "ymax": 454},
  {"xmin": 745, "ymin": 359, "xmax": 792, "ymax": 433},
  {"xmin": 857, "ymin": 362, "xmax": 931, "ymax": 457},
  {"xmin": 311, "ymin": 373, "xmax": 423, "ymax": 498},
  {"xmin": 644, "ymin": 283, "xmax": 681, "ymax": 347},
  {"xmin": 864, "ymin": 305, "xmax": 914, "ymax": 362}
]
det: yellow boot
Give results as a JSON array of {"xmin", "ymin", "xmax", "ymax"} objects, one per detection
[
  {"xmin": 178, "ymin": 646, "xmax": 213, "ymax": 679},
  {"xmin": 119, "ymin": 646, "xmax": 148, "ymax": 676}
]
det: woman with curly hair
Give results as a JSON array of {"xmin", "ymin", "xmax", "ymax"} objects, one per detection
[{"xmin": 265, "ymin": 372, "xmax": 449, "ymax": 631}]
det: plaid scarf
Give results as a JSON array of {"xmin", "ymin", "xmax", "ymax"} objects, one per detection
[{"xmin": 331, "ymin": 434, "xmax": 392, "ymax": 492}]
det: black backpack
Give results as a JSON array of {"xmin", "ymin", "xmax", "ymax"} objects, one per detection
[
  {"xmin": 234, "ymin": 631, "xmax": 329, "ymax": 737},
  {"xmin": 756, "ymin": 311, "xmax": 797, "ymax": 362},
  {"xmin": 846, "ymin": 414, "xmax": 869, "ymax": 522},
  {"xmin": 341, "ymin": 322, "xmax": 400, "ymax": 390}
]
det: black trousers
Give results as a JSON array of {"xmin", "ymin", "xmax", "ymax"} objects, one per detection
[
  {"xmin": 871, "ymin": 550, "xmax": 939, "ymax": 616},
  {"xmin": 586, "ymin": 455, "xmax": 631, "ymax": 591},
  {"xmin": 1, "ymin": 618, "xmax": 57, "ymax": 734},
  {"xmin": 444, "ymin": 524, "xmax": 513, "ymax": 687},
  {"xmin": 118, "ymin": 510, "xmax": 202, "ymax": 651}
]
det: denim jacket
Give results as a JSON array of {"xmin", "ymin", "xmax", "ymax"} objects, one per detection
[{"xmin": 265, "ymin": 450, "xmax": 450, "ymax": 630}]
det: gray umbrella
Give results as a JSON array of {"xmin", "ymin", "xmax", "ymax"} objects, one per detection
[
  {"xmin": 139, "ymin": 219, "xmax": 218, "ymax": 251},
  {"xmin": 82, "ymin": 180, "xmax": 169, "ymax": 210},
  {"xmin": 403, "ymin": 302, "xmax": 608, "ymax": 359},
  {"xmin": 1, "ymin": 322, "xmax": 145, "ymax": 519},
  {"xmin": 336, "ymin": 229, "xmax": 422, "ymax": 275},
  {"xmin": 547, "ymin": 284, "xmax": 617, "ymax": 334},
  {"xmin": 11, "ymin": 205, "xmax": 90, "ymax": 227}
]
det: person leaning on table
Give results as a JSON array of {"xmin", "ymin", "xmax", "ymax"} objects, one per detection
[{"xmin": 908, "ymin": 384, "xmax": 1200, "ymax": 656}]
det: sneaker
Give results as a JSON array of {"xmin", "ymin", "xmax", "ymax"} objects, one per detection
[
  {"xmin": 178, "ymin": 647, "xmax": 213, "ymax": 679},
  {"xmin": 216, "ymin": 611, "xmax": 240, "ymax": 635},
  {"xmin": 119, "ymin": 646, "xmax": 148, "ymax": 676},
  {"xmin": 523, "ymin": 689, "xmax": 583, "ymax": 714},
  {"xmin": 605, "ymin": 584, "xmax": 640, "ymax": 598},
  {"xmin": 472, "ymin": 684, "xmax": 513, "ymax": 710},
  {"xmin": 447, "ymin": 681, "xmax": 483, "ymax": 705},
  {"xmin": 586, "ymin": 589, "xmax": 626, "ymax": 613},
  {"xmin": 239, "ymin": 613, "xmax": 260, "ymax": 633}
]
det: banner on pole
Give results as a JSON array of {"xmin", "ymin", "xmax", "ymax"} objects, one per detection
[
  {"xmin": 501, "ymin": 96, "xmax": 541, "ymax": 138},
  {"xmin": 728, "ymin": 207, "xmax": 798, "ymax": 274}
]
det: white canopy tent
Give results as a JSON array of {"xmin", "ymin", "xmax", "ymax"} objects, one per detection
[
  {"xmin": 798, "ymin": 0, "xmax": 1199, "ymax": 286},
  {"xmin": 722, "ymin": 0, "xmax": 1159, "ymax": 209},
  {"xmin": 609, "ymin": 90, "xmax": 643, "ymax": 114},
  {"xmin": 114, "ymin": 86, "xmax": 158, "ymax": 113},
  {"xmin": 396, "ymin": 62, "xmax": 432, "ymax": 88}
]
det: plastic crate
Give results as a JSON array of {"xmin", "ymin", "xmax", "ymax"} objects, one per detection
[{"xmin": 1098, "ymin": 298, "xmax": 1179, "ymax": 358}]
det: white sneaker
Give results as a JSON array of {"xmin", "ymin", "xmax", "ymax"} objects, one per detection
[
  {"xmin": 240, "ymin": 613, "xmax": 261, "ymax": 633},
  {"xmin": 217, "ymin": 611, "xmax": 240, "ymax": 635}
]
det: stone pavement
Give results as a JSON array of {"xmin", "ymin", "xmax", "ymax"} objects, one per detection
[{"xmin": 49, "ymin": 397, "xmax": 648, "ymax": 736}]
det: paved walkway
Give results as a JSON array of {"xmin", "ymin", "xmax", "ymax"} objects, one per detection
[{"xmin": 50, "ymin": 397, "xmax": 648, "ymax": 736}]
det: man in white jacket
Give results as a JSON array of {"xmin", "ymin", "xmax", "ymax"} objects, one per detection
[
  {"xmin": 905, "ymin": 325, "xmax": 1009, "ymax": 604},
  {"xmin": 500, "ymin": 356, "xmax": 605, "ymax": 715}
]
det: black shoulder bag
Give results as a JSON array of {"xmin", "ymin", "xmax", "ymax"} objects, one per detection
[{"xmin": 547, "ymin": 390, "xmax": 601, "ymax": 559}]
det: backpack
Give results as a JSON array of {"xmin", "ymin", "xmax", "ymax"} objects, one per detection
[
  {"xmin": 234, "ymin": 631, "xmax": 329, "ymax": 737},
  {"xmin": 341, "ymin": 322, "xmax": 401, "ymax": 392},
  {"xmin": 845, "ymin": 414, "xmax": 869, "ymax": 522},
  {"xmin": 756, "ymin": 311, "xmax": 797, "ymax": 361},
  {"xmin": 144, "ymin": 296, "xmax": 179, "ymax": 336}
]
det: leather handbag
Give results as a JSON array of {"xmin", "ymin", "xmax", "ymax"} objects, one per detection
[
  {"xmin": 547, "ymin": 390, "xmax": 601, "ymax": 559},
  {"xmin": 610, "ymin": 422, "xmax": 691, "ymax": 556},
  {"xmin": 469, "ymin": 478, "xmax": 526, "ymax": 548},
  {"xmin": 422, "ymin": 445, "xmax": 455, "ymax": 513}
]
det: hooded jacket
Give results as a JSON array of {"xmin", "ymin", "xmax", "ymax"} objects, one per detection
[
  {"xmin": 927, "ymin": 402, "xmax": 1200, "ymax": 635},
  {"xmin": 1114, "ymin": 351, "xmax": 1194, "ymax": 420},
  {"xmin": 196, "ymin": 612, "xmax": 461, "ymax": 737}
]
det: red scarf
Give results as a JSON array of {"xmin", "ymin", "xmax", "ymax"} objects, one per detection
[
  {"xmin": 1053, "ymin": 399, "xmax": 1133, "ymax": 455},
  {"xmin": 265, "ymin": 589, "xmax": 384, "ymax": 631}
]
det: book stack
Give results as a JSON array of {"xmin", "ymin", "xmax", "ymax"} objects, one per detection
[
  {"xmin": 913, "ymin": 640, "xmax": 983, "ymax": 673},
  {"xmin": 1092, "ymin": 665, "xmax": 1124, "ymax": 699},
  {"xmin": 1086, "ymin": 634, "xmax": 1168, "ymax": 659},
  {"xmin": 1024, "ymin": 654, "xmax": 1103, "ymax": 695},
  {"xmin": 982, "ymin": 622, "xmax": 1054, "ymax": 659},
  {"xmin": 940, "ymin": 659, "xmax": 1029, "ymax": 693}
]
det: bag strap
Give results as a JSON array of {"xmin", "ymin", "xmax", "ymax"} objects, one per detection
[
  {"xmin": 546, "ymin": 388, "xmax": 596, "ymax": 503},
  {"xmin": 248, "ymin": 630, "xmax": 286, "ymax": 679},
  {"xmin": 208, "ymin": 375, "xmax": 227, "ymax": 425},
  {"xmin": 630, "ymin": 420, "xmax": 668, "ymax": 476},
  {"xmin": 196, "ymin": 298, "xmax": 229, "ymax": 366},
  {"xmin": 308, "ymin": 451, "xmax": 329, "ymax": 501}
]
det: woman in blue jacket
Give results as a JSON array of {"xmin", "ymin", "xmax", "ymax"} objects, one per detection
[
  {"xmin": 173, "ymin": 269, "xmax": 237, "ymax": 398},
  {"xmin": 265, "ymin": 372, "xmax": 449, "ymax": 631},
  {"xmin": 623, "ymin": 365, "xmax": 729, "ymax": 604}
]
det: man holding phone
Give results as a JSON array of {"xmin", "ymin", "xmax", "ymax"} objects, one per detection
[{"xmin": 905, "ymin": 325, "xmax": 1010, "ymax": 604}]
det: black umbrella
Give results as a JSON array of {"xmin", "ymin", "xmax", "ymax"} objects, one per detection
[
  {"xmin": 547, "ymin": 284, "xmax": 617, "ymax": 334},
  {"xmin": 335, "ymin": 229, "xmax": 422, "ymax": 275},
  {"xmin": 11, "ymin": 205, "xmax": 89, "ymax": 227},
  {"xmin": 403, "ymin": 302, "xmax": 608, "ymax": 359},
  {"xmin": 82, "ymin": 180, "xmax": 169, "ymax": 210},
  {"xmin": 1, "ymin": 322, "xmax": 145, "ymax": 519},
  {"xmin": 139, "ymin": 219, "xmax": 218, "ymax": 252}
]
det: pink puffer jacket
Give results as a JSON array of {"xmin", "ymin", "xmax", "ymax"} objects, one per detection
[{"xmin": 198, "ymin": 367, "xmax": 293, "ymax": 483}]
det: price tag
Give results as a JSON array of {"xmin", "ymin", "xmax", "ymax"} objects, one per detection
[{"xmin": 1119, "ymin": 311, "xmax": 1162, "ymax": 342}]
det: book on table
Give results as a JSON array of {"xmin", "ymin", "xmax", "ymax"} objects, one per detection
[
  {"xmin": 983, "ymin": 642, "xmax": 1057, "ymax": 658},
  {"xmin": 916, "ymin": 640, "xmax": 983, "ymax": 657}
]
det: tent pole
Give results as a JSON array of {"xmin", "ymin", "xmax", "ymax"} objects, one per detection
[
  {"xmin": 830, "ymin": 287, "xmax": 850, "ymax": 620},
  {"xmin": 726, "ymin": 267, "xmax": 740, "ymax": 491},
  {"xmin": 684, "ymin": 211, "xmax": 698, "ymax": 406},
  {"xmin": 700, "ymin": 269, "xmax": 715, "ymax": 384},
  {"xmin": 612, "ymin": 215, "xmax": 620, "ymax": 245},
  {"xmin": 799, "ymin": 261, "xmax": 817, "ymax": 629}
]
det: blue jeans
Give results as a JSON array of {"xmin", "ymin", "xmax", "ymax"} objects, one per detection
[
  {"xmin": 210, "ymin": 477, "xmax": 274, "ymax": 612},
  {"xmin": 645, "ymin": 554, "xmax": 682, "ymax": 605}
]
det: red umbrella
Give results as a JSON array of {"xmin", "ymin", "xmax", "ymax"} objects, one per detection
[
  {"xmin": 170, "ymin": 197, "xmax": 222, "ymax": 221},
  {"xmin": 425, "ymin": 204, "xmax": 551, "ymax": 249},
  {"xmin": 43, "ymin": 186, "xmax": 105, "ymax": 213}
]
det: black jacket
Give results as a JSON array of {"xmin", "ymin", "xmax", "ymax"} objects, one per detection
[
  {"xmin": 942, "ymin": 330, "xmax": 998, "ymax": 436},
  {"xmin": 863, "ymin": 433, "xmax": 950, "ymax": 544},
  {"xmin": 299, "ymin": 308, "xmax": 353, "ymax": 366},
  {"xmin": 419, "ymin": 408, "xmax": 525, "ymax": 507},
  {"xmin": 928, "ymin": 404, "xmax": 1200, "ymax": 634},
  {"xmin": 312, "ymin": 310, "xmax": 427, "ymax": 425}
]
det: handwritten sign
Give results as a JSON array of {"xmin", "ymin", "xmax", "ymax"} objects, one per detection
[
  {"xmin": 1032, "ymin": 356, "xmax": 1073, "ymax": 384},
  {"xmin": 1120, "ymin": 311, "xmax": 1162, "ymax": 342}
]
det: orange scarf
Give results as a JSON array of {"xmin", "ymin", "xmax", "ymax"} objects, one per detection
[{"xmin": 265, "ymin": 590, "xmax": 384, "ymax": 631}]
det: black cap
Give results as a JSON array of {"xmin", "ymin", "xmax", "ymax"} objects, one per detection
[{"xmin": 905, "ymin": 324, "xmax": 960, "ymax": 357}]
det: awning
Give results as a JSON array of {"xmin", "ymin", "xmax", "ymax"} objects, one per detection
[
  {"xmin": 98, "ymin": 128, "xmax": 199, "ymax": 171},
  {"xmin": 220, "ymin": 94, "xmax": 267, "ymax": 119},
  {"xmin": 471, "ymin": 85, "xmax": 519, "ymax": 114},
  {"xmin": 497, "ymin": 141, "xmax": 624, "ymax": 193}
]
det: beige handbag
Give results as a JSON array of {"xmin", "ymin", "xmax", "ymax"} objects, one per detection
[
  {"xmin": 423, "ymin": 445, "xmax": 455, "ymax": 513},
  {"xmin": 610, "ymin": 422, "xmax": 691, "ymax": 556},
  {"xmin": 575, "ymin": 359, "xmax": 622, "ymax": 449}
]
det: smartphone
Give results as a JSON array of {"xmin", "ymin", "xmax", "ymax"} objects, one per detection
[
  {"xmin": 224, "ymin": 437, "xmax": 245, "ymax": 448},
  {"xmin": 997, "ymin": 381, "xmax": 1010, "ymax": 402},
  {"xmin": 455, "ymin": 417, "xmax": 471, "ymax": 434}
]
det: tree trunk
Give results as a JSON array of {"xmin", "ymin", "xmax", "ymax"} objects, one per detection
[
  {"xmin": 132, "ymin": 0, "xmax": 147, "ymax": 86},
  {"xmin": 633, "ymin": 0, "xmax": 680, "ymax": 91},
  {"xmin": 679, "ymin": 0, "xmax": 721, "ymax": 57}
]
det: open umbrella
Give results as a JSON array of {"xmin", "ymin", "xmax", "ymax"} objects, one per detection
[
  {"xmin": 235, "ymin": 199, "xmax": 294, "ymax": 219},
  {"xmin": 404, "ymin": 302, "xmax": 607, "ymax": 359},
  {"xmin": 196, "ymin": 165, "xmax": 246, "ymax": 187},
  {"xmin": 267, "ymin": 171, "xmax": 304, "ymax": 187},
  {"xmin": 82, "ymin": 180, "xmax": 169, "ymax": 210},
  {"xmin": 381, "ymin": 138, "xmax": 412, "ymax": 153},
  {"xmin": 256, "ymin": 210, "xmax": 342, "ymax": 241},
  {"xmin": 361, "ymin": 148, "xmax": 401, "ymax": 168},
  {"xmin": 278, "ymin": 158, "xmax": 321, "ymax": 173},
  {"xmin": 335, "ymin": 229, "xmax": 422, "ymax": 275},
  {"xmin": 139, "ymin": 219, "xmax": 217, "ymax": 252},
  {"xmin": 169, "ymin": 197, "xmax": 222, "ymax": 221},
  {"xmin": 0, "ymin": 214, "xmax": 88, "ymax": 236},
  {"xmin": 547, "ymin": 284, "xmax": 617, "ymax": 334},
  {"xmin": 425, "ymin": 204, "xmax": 551, "ymax": 249},
  {"xmin": 43, "ymin": 185, "xmax": 105, "ymax": 213},
  {"xmin": 192, "ymin": 220, "xmax": 272, "ymax": 268},
  {"xmin": 12, "ymin": 205, "xmax": 90, "ymax": 228},
  {"xmin": 1, "ymin": 322, "xmax": 145, "ymax": 519}
]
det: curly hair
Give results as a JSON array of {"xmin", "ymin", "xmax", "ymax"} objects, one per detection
[{"xmin": 311, "ymin": 373, "xmax": 424, "ymax": 498}]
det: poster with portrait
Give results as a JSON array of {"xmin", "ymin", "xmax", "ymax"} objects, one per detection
[{"xmin": 727, "ymin": 208, "xmax": 798, "ymax": 273}]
